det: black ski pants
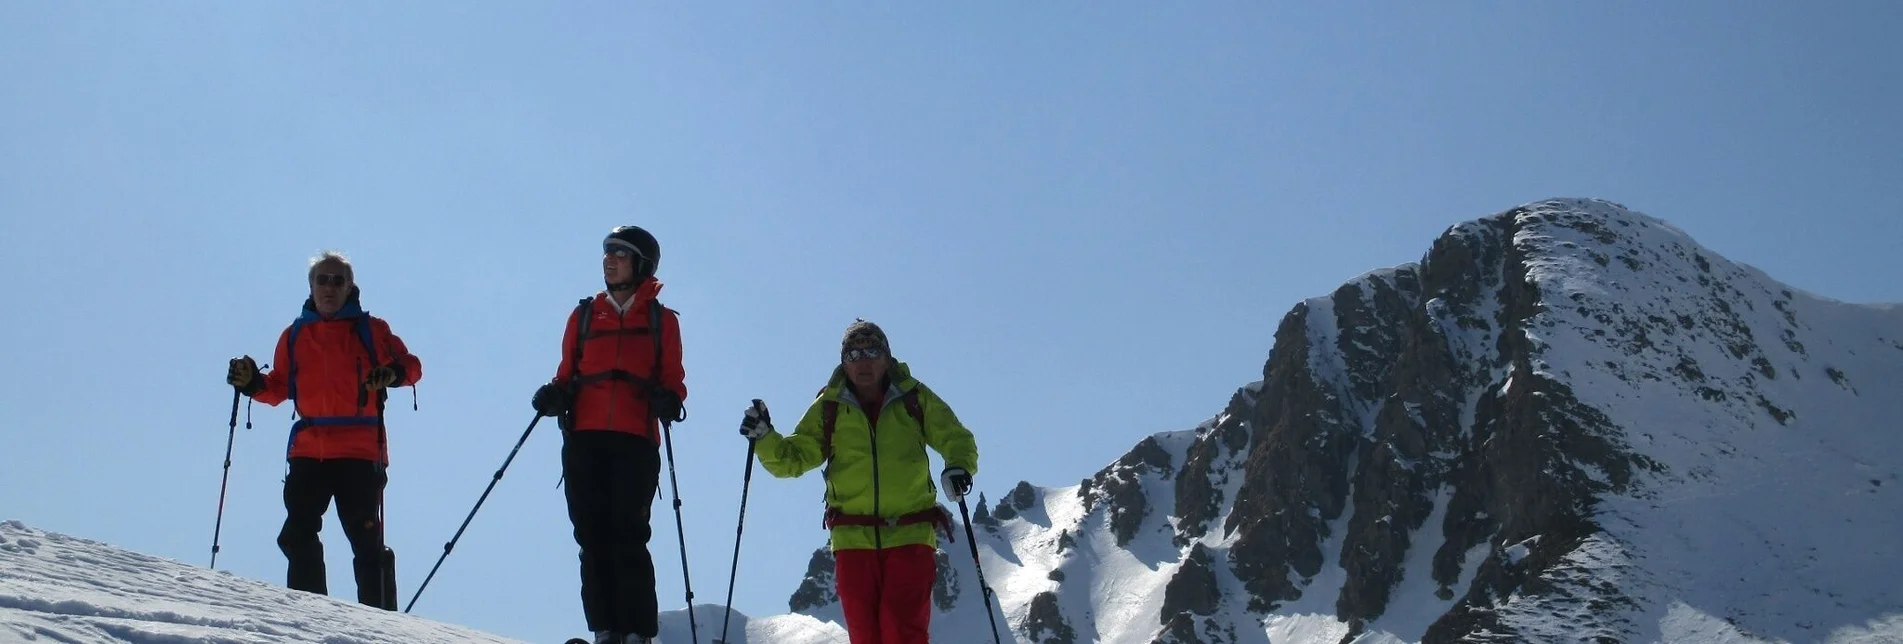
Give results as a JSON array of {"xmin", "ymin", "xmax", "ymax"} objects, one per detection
[
  {"xmin": 277, "ymin": 457, "xmax": 395, "ymax": 609},
  {"xmin": 563, "ymin": 430, "xmax": 662, "ymax": 638}
]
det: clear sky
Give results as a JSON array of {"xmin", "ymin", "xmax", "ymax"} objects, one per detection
[{"xmin": 2, "ymin": 3, "xmax": 1899, "ymax": 642}]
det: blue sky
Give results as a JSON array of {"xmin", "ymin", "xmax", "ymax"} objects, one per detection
[{"xmin": 2, "ymin": 2, "xmax": 1899, "ymax": 642}]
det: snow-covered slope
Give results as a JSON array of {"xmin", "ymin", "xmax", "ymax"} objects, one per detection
[
  {"xmin": 0, "ymin": 518, "xmax": 850, "ymax": 643},
  {"xmin": 783, "ymin": 198, "xmax": 1903, "ymax": 644}
]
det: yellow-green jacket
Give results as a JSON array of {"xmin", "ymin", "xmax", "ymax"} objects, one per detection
[{"xmin": 754, "ymin": 361, "xmax": 980, "ymax": 551}]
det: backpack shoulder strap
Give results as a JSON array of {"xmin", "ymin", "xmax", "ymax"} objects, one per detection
[
  {"xmin": 354, "ymin": 316, "xmax": 383, "ymax": 409},
  {"xmin": 820, "ymin": 399, "xmax": 839, "ymax": 462},
  {"xmin": 286, "ymin": 318, "xmax": 309, "ymax": 403},
  {"xmin": 648, "ymin": 298, "xmax": 686, "ymax": 423},
  {"xmin": 648, "ymin": 298, "xmax": 664, "ymax": 376},
  {"xmin": 566, "ymin": 297, "xmax": 593, "ymax": 383},
  {"xmin": 900, "ymin": 389, "xmax": 925, "ymax": 426}
]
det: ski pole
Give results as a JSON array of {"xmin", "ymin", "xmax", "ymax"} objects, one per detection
[
  {"xmin": 210, "ymin": 388, "xmax": 241, "ymax": 569},
  {"xmin": 956, "ymin": 495, "xmax": 1005, "ymax": 644},
  {"xmin": 719, "ymin": 400, "xmax": 768, "ymax": 644},
  {"xmin": 405, "ymin": 413, "xmax": 543, "ymax": 613},
  {"xmin": 660, "ymin": 417, "xmax": 700, "ymax": 643},
  {"xmin": 374, "ymin": 387, "xmax": 395, "ymax": 611}
]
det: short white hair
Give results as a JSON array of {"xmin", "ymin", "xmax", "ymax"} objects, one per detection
[{"xmin": 307, "ymin": 250, "xmax": 355, "ymax": 282}]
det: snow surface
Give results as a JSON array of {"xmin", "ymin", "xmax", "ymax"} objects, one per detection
[{"xmin": 0, "ymin": 519, "xmax": 852, "ymax": 643}]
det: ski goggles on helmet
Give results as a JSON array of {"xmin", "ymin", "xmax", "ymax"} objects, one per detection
[{"xmin": 843, "ymin": 346, "xmax": 888, "ymax": 362}]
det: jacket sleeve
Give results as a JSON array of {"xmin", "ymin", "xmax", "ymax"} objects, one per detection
[
  {"xmin": 552, "ymin": 304, "xmax": 582, "ymax": 385},
  {"xmin": 921, "ymin": 387, "xmax": 979, "ymax": 476},
  {"xmin": 661, "ymin": 306, "xmax": 686, "ymax": 401},
  {"xmin": 754, "ymin": 399, "xmax": 828, "ymax": 479},
  {"xmin": 373, "ymin": 317, "xmax": 422, "ymax": 386},
  {"xmin": 250, "ymin": 327, "xmax": 293, "ymax": 406}
]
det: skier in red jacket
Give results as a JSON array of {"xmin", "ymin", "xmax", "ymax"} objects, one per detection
[
  {"xmin": 532, "ymin": 226, "xmax": 687, "ymax": 644},
  {"xmin": 227, "ymin": 251, "xmax": 422, "ymax": 610}
]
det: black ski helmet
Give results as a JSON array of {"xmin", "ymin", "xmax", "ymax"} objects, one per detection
[{"xmin": 604, "ymin": 225, "xmax": 660, "ymax": 287}]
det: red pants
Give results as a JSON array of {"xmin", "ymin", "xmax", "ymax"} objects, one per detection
[{"xmin": 835, "ymin": 545, "xmax": 936, "ymax": 644}]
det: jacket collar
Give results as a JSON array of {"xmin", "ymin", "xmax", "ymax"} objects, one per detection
[
  {"xmin": 298, "ymin": 287, "xmax": 367, "ymax": 323},
  {"xmin": 829, "ymin": 361, "xmax": 916, "ymax": 407},
  {"xmin": 601, "ymin": 277, "xmax": 664, "ymax": 315}
]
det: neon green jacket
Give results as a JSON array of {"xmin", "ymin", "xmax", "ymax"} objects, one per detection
[{"xmin": 754, "ymin": 361, "xmax": 980, "ymax": 551}]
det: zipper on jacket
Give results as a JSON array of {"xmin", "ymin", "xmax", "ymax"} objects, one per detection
[
  {"xmin": 869, "ymin": 402, "xmax": 882, "ymax": 550},
  {"xmin": 604, "ymin": 305, "xmax": 628, "ymax": 432}
]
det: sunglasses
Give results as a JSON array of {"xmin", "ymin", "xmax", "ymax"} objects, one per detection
[
  {"xmin": 843, "ymin": 347, "xmax": 887, "ymax": 362},
  {"xmin": 313, "ymin": 274, "xmax": 349, "ymax": 287},
  {"xmin": 604, "ymin": 245, "xmax": 649, "ymax": 261}
]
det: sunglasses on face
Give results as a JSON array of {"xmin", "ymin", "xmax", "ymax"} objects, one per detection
[
  {"xmin": 313, "ymin": 274, "xmax": 349, "ymax": 287},
  {"xmin": 604, "ymin": 245, "xmax": 648, "ymax": 261},
  {"xmin": 843, "ymin": 347, "xmax": 887, "ymax": 362}
]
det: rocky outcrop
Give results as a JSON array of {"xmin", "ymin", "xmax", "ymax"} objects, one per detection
[
  {"xmin": 1020, "ymin": 591, "xmax": 1078, "ymax": 644},
  {"xmin": 1222, "ymin": 298, "xmax": 1368, "ymax": 611},
  {"xmin": 788, "ymin": 547, "xmax": 837, "ymax": 612},
  {"xmin": 1161, "ymin": 544, "xmax": 1220, "ymax": 621},
  {"xmin": 994, "ymin": 480, "xmax": 1037, "ymax": 522},
  {"xmin": 1079, "ymin": 437, "xmax": 1172, "ymax": 547},
  {"xmin": 932, "ymin": 548, "xmax": 959, "ymax": 611},
  {"xmin": 1173, "ymin": 389, "xmax": 1253, "ymax": 546}
]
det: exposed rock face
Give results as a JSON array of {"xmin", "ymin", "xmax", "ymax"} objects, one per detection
[
  {"xmin": 1079, "ymin": 436, "xmax": 1173, "ymax": 547},
  {"xmin": 932, "ymin": 548, "xmax": 959, "ymax": 611},
  {"xmin": 1220, "ymin": 297, "xmax": 1368, "ymax": 611},
  {"xmin": 1020, "ymin": 590, "xmax": 1078, "ymax": 644},
  {"xmin": 994, "ymin": 480, "xmax": 1036, "ymax": 521},
  {"xmin": 1174, "ymin": 388, "xmax": 1254, "ymax": 547},
  {"xmin": 1161, "ymin": 544, "xmax": 1220, "ymax": 621},
  {"xmin": 787, "ymin": 547, "xmax": 838, "ymax": 612}
]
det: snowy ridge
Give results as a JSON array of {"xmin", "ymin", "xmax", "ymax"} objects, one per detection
[{"xmin": 0, "ymin": 518, "xmax": 856, "ymax": 644}]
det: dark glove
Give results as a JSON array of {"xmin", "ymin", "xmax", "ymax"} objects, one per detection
[
  {"xmin": 532, "ymin": 383, "xmax": 571, "ymax": 417},
  {"xmin": 650, "ymin": 387, "xmax": 684, "ymax": 422},
  {"xmin": 941, "ymin": 467, "xmax": 972, "ymax": 501},
  {"xmin": 740, "ymin": 399, "xmax": 773, "ymax": 440},
  {"xmin": 227, "ymin": 356, "xmax": 263, "ymax": 396},
  {"xmin": 363, "ymin": 363, "xmax": 405, "ymax": 390}
]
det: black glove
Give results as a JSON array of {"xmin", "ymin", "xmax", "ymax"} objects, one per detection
[
  {"xmin": 363, "ymin": 363, "xmax": 405, "ymax": 390},
  {"xmin": 227, "ymin": 356, "xmax": 263, "ymax": 396},
  {"xmin": 650, "ymin": 387, "xmax": 684, "ymax": 422},
  {"xmin": 740, "ymin": 399, "xmax": 773, "ymax": 440},
  {"xmin": 941, "ymin": 467, "xmax": 972, "ymax": 501},
  {"xmin": 532, "ymin": 383, "xmax": 570, "ymax": 417}
]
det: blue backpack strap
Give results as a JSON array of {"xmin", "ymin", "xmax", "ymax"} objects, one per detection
[{"xmin": 286, "ymin": 318, "xmax": 309, "ymax": 404}]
